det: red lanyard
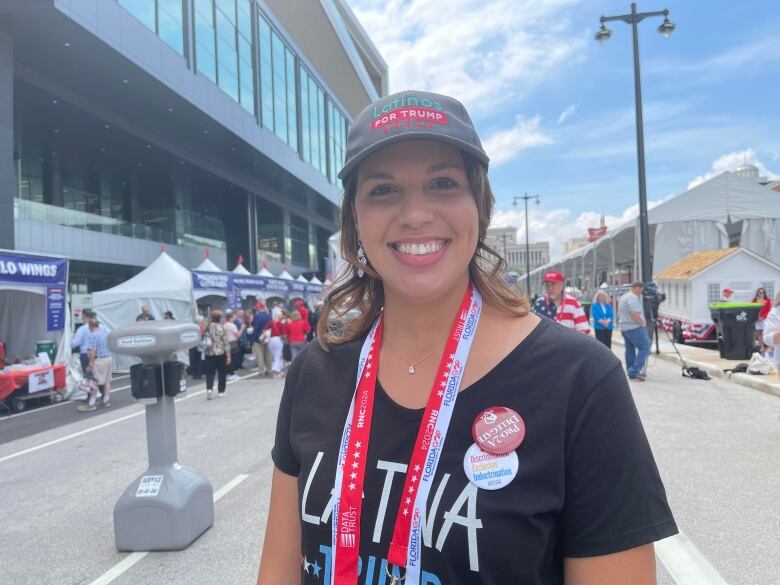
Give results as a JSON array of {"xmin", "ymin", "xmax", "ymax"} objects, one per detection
[{"xmin": 333, "ymin": 284, "xmax": 477, "ymax": 585}]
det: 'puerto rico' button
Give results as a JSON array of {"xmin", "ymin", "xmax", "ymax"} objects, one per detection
[{"xmin": 472, "ymin": 406, "xmax": 526, "ymax": 455}]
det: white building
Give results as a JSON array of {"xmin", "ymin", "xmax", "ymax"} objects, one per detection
[
  {"xmin": 655, "ymin": 247, "xmax": 780, "ymax": 342},
  {"xmin": 485, "ymin": 227, "xmax": 550, "ymax": 272}
]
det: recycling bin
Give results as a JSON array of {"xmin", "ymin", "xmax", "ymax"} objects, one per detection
[{"xmin": 709, "ymin": 303, "xmax": 762, "ymax": 360}]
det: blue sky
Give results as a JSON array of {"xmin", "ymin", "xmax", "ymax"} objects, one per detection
[{"xmin": 348, "ymin": 0, "xmax": 780, "ymax": 259}]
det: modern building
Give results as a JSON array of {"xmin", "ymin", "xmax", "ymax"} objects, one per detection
[
  {"xmin": 0, "ymin": 0, "xmax": 387, "ymax": 292},
  {"xmin": 485, "ymin": 227, "xmax": 550, "ymax": 272}
]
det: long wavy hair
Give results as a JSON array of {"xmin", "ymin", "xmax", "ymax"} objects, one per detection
[{"xmin": 317, "ymin": 152, "xmax": 530, "ymax": 349}]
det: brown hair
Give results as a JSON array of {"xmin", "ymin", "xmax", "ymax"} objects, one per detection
[
  {"xmin": 317, "ymin": 153, "xmax": 529, "ymax": 349},
  {"xmin": 210, "ymin": 310, "xmax": 223, "ymax": 323}
]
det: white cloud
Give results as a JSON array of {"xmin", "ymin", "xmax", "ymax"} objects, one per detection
[
  {"xmin": 556, "ymin": 104, "xmax": 576, "ymax": 124},
  {"xmin": 490, "ymin": 198, "xmax": 665, "ymax": 261},
  {"xmin": 482, "ymin": 115, "xmax": 552, "ymax": 166},
  {"xmin": 349, "ymin": 0, "xmax": 586, "ymax": 118},
  {"xmin": 688, "ymin": 148, "xmax": 780, "ymax": 190}
]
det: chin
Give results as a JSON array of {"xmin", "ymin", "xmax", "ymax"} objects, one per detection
[{"xmin": 382, "ymin": 269, "xmax": 468, "ymax": 305}]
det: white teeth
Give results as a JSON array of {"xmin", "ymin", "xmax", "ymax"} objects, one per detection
[{"xmin": 396, "ymin": 241, "xmax": 444, "ymax": 255}]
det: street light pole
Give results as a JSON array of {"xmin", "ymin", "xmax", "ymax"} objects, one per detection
[
  {"xmin": 596, "ymin": 3, "xmax": 675, "ymax": 285},
  {"xmin": 513, "ymin": 193, "xmax": 540, "ymax": 298}
]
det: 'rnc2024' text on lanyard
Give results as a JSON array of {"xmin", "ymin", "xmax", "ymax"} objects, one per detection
[{"xmin": 331, "ymin": 283, "xmax": 483, "ymax": 585}]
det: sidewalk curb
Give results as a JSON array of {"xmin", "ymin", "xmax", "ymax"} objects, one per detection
[{"xmin": 613, "ymin": 337, "xmax": 780, "ymax": 399}]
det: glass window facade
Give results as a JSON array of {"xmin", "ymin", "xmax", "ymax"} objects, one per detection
[
  {"xmin": 118, "ymin": 0, "xmax": 183, "ymax": 55},
  {"xmin": 328, "ymin": 102, "xmax": 348, "ymax": 183},
  {"xmin": 215, "ymin": 0, "xmax": 239, "ymax": 102},
  {"xmin": 289, "ymin": 213, "xmax": 310, "ymax": 267},
  {"xmin": 237, "ymin": 0, "xmax": 254, "ymax": 114},
  {"xmin": 300, "ymin": 67, "xmax": 327, "ymax": 176},
  {"xmin": 257, "ymin": 198, "xmax": 284, "ymax": 262},
  {"xmin": 258, "ymin": 14, "xmax": 297, "ymax": 148},
  {"xmin": 194, "ymin": 0, "xmax": 217, "ymax": 82}
]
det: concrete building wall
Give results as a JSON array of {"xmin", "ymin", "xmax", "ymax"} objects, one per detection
[{"xmin": 0, "ymin": 31, "xmax": 13, "ymax": 249}]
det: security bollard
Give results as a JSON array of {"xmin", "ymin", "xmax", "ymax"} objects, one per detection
[{"xmin": 109, "ymin": 320, "xmax": 213, "ymax": 551}]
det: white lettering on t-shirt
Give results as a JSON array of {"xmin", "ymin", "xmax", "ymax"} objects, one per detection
[
  {"xmin": 373, "ymin": 460, "xmax": 408, "ymax": 542},
  {"xmin": 301, "ymin": 453, "xmax": 482, "ymax": 572},
  {"xmin": 301, "ymin": 451, "xmax": 324, "ymax": 525},
  {"xmin": 435, "ymin": 482, "xmax": 482, "ymax": 571}
]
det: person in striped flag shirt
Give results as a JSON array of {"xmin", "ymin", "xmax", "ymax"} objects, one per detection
[{"xmin": 532, "ymin": 270, "xmax": 591, "ymax": 334}]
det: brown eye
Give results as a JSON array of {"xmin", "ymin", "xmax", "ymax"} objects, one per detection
[{"xmin": 431, "ymin": 177, "xmax": 458, "ymax": 190}]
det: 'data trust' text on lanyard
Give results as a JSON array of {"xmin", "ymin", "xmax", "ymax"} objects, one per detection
[{"xmin": 331, "ymin": 283, "xmax": 483, "ymax": 585}]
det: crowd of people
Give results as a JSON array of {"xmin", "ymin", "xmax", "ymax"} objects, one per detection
[
  {"xmin": 530, "ymin": 271, "xmax": 779, "ymax": 382},
  {"xmin": 187, "ymin": 298, "xmax": 325, "ymax": 399}
]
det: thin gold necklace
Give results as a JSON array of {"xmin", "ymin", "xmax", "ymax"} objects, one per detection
[{"xmin": 385, "ymin": 347, "xmax": 434, "ymax": 375}]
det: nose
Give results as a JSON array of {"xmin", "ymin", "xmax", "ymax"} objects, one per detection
[{"xmin": 397, "ymin": 190, "xmax": 434, "ymax": 230}]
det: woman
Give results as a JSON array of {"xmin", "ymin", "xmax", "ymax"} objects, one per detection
[
  {"xmin": 762, "ymin": 291, "xmax": 780, "ymax": 371},
  {"xmin": 753, "ymin": 287, "xmax": 772, "ymax": 356},
  {"xmin": 263, "ymin": 310, "xmax": 287, "ymax": 379},
  {"xmin": 203, "ymin": 310, "xmax": 230, "ymax": 399},
  {"xmin": 286, "ymin": 310, "xmax": 311, "ymax": 361},
  {"xmin": 257, "ymin": 91, "xmax": 676, "ymax": 585},
  {"xmin": 591, "ymin": 289, "xmax": 615, "ymax": 348}
]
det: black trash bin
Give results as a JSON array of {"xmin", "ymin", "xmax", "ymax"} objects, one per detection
[{"xmin": 709, "ymin": 303, "xmax": 762, "ymax": 359}]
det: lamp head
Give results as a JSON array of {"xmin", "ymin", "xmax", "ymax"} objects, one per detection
[
  {"xmin": 595, "ymin": 23, "xmax": 612, "ymax": 45},
  {"xmin": 657, "ymin": 17, "xmax": 676, "ymax": 38}
]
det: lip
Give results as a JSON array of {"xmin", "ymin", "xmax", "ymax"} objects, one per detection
[{"xmin": 388, "ymin": 238, "xmax": 450, "ymax": 269}]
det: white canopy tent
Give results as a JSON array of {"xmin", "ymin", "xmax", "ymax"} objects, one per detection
[
  {"xmin": 520, "ymin": 172, "xmax": 780, "ymax": 294},
  {"xmin": 92, "ymin": 252, "xmax": 197, "ymax": 370},
  {"xmin": 195, "ymin": 257, "xmax": 223, "ymax": 272}
]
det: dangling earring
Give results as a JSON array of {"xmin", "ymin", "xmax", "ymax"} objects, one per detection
[{"xmin": 357, "ymin": 242, "xmax": 368, "ymax": 278}]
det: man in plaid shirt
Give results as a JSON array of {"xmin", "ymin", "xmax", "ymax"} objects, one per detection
[
  {"xmin": 532, "ymin": 270, "xmax": 591, "ymax": 334},
  {"xmin": 78, "ymin": 320, "xmax": 113, "ymax": 411}
]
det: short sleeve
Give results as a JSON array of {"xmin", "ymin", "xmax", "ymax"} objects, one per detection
[
  {"xmin": 563, "ymin": 365, "xmax": 677, "ymax": 557},
  {"xmin": 271, "ymin": 349, "xmax": 305, "ymax": 476}
]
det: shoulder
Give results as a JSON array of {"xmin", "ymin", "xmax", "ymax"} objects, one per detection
[
  {"xmin": 290, "ymin": 337, "xmax": 361, "ymax": 380},
  {"xmin": 516, "ymin": 316, "xmax": 621, "ymax": 386}
]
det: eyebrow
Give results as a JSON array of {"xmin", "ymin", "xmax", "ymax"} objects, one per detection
[{"xmin": 359, "ymin": 162, "xmax": 464, "ymax": 183}]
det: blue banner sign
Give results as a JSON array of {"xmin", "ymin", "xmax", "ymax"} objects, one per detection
[
  {"xmin": 0, "ymin": 252, "xmax": 68, "ymax": 286},
  {"xmin": 46, "ymin": 286, "xmax": 67, "ymax": 331},
  {"xmin": 191, "ymin": 271, "xmax": 322, "ymax": 297}
]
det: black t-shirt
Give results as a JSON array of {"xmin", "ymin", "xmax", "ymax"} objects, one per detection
[{"xmin": 272, "ymin": 317, "xmax": 677, "ymax": 584}]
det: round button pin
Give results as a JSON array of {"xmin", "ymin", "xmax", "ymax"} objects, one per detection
[
  {"xmin": 472, "ymin": 406, "xmax": 526, "ymax": 455},
  {"xmin": 463, "ymin": 443, "xmax": 518, "ymax": 490}
]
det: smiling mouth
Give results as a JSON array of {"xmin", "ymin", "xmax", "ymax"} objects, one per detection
[{"xmin": 389, "ymin": 239, "xmax": 450, "ymax": 256}]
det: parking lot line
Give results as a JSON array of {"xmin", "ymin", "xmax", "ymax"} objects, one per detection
[
  {"xmin": 86, "ymin": 473, "xmax": 250, "ymax": 585},
  {"xmin": 0, "ymin": 373, "xmax": 257, "ymax": 464},
  {"xmin": 656, "ymin": 531, "xmax": 730, "ymax": 585}
]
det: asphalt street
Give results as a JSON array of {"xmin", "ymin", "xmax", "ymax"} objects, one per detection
[{"xmin": 0, "ymin": 352, "xmax": 777, "ymax": 584}]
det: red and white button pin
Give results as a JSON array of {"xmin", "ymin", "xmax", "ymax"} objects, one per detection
[{"xmin": 471, "ymin": 406, "xmax": 526, "ymax": 455}]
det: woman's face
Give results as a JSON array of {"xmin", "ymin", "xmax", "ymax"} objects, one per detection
[
  {"xmin": 757, "ymin": 289, "xmax": 766, "ymax": 298},
  {"xmin": 354, "ymin": 139, "xmax": 479, "ymax": 305}
]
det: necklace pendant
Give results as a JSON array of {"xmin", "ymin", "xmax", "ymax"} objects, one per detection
[{"xmin": 408, "ymin": 365, "xmax": 415, "ymax": 375}]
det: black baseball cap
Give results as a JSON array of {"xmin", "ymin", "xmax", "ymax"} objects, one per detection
[{"xmin": 338, "ymin": 90, "xmax": 489, "ymax": 181}]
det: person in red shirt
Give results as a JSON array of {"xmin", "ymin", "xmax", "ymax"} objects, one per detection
[
  {"xmin": 753, "ymin": 287, "xmax": 773, "ymax": 355},
  {"xmin": 286, "ymin": 310, "xmax": 311, "ymax": 361},
  {"xmin": 263, "ymin": 313, "xmax": 288, "ymax": 378},
  {"xmin": 293, "ymin": 299, "xmax": 309, "ymax": 324}
]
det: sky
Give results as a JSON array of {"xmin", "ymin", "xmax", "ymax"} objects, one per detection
[{"xmin": 347, "ymin": 0, "xmax": 780, "ymax": 260}]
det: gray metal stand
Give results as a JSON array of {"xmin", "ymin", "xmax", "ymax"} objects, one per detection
[{"xmin": 109, "ymin": 321, "xmax": 214, "ymax": 551}]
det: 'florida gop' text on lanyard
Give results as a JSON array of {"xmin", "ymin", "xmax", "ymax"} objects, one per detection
[{"xmin": 331, "ymin": 283, "xmax": 483, "ymax": 585}]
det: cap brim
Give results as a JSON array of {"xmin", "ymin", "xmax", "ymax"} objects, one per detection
[{"xmin": 338, "ymin": 132, "xmax": 490, "ymax": 181}]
